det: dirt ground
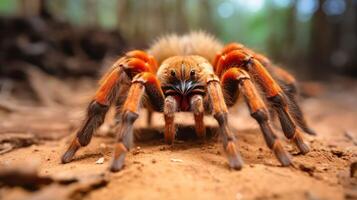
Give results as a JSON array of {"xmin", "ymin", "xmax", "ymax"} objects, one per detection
[{"xmin": 0, "ymin": 78, "xmax": 356, "ymax": 200}]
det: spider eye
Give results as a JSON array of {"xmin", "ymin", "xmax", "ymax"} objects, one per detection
[
  {"xmin": 190, "ymin": 70, "xmax": 195, "ymax": 77},
  {"xmin": 170, "ymin": 70, "xmax": 176, "ymax": 77}
]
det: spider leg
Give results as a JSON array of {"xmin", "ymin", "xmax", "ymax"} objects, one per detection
[
  {"xmin": 269, "ymin": 66, "xmax": 316, "ymax": 135},
  {"xmin": 164, "ymin": 96, "xmax": 177, "ymax": 144},
  {"xmin": 217, "ymin": 44, "xmax": 315, "ymax": 136},
  {"xmin": 110, "ymin": 90, "xmax": 153, "ymax": 130},
  {"xmin": 191, "ymin": 95, "xmax": 206, "ymax": 139},
  {"xmin": 147, "ymin": 109, "xmax": 153, "ymax": 126},
  {"xmin": 62, "ymin": 66, "xmax": 124, "ymax": 164},
  {"xmin": 105, "ymin": 86, "xmax": 130, "ymax": 135},
  {"xmin": 206, "ymin": 74, "xmax": 243, "ymax": 170},
  {"xmin": 110, "ymin": 72, "xmax": 164, "ymax": 172},
  {"xmin": 246, "ymin": 59, "xmax": 310, "ymax": 154},
  {"xmin": 222, "ymin": 68, "xmax": 292, "ymax": 166},
  {"xmin": 63, "ymin": 50, "xmax": 160, "ymax": 165}
]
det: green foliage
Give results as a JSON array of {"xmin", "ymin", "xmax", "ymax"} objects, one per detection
[{"xmin": 0, "ymin": 0, "xmax": 19, "ymax": 15}]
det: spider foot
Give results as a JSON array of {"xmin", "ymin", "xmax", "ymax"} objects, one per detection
[
  {"xmin": 225, "ymin": 141, "xmax": 244, "ymax": 170},
  {"xmin": 61, "ymin": 138, "xmax": 80, "ymax": 164},
  {"xmin": 302, "ymin": 127, "xmax": 317, "ymax": 136},
  {"xmin": 110, "ymin": 142, "xmax": 128, "ymax": 172},
  {"xmin": 110, "ymin": 153, "xmax": 126, "ymax": 172},
  {"xmin": 293, "ymin": 132, "xmax": 310, "ymax": 154},
  {"xmin": 273, "ymin": 141, "xmax": 292, "ymax": 166}
]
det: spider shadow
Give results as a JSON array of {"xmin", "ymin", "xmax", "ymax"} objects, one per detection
[
  {"xmin": 134, "ymin": 124, "xmax": 220, "ymax": 149},
  {"xmin": 71, "ymin": 152, "xmax": 103, "ymax": 163}
]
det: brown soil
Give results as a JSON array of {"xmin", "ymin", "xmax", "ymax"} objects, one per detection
[{"xmin": 0, "ymin": 79, "xmax": 356, "ymax": 200}]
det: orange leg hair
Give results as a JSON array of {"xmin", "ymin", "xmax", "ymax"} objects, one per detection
[
  {"xmin": 206, "ymin": 74, "xmax": 243, "ymax": 170},
  {"xmin": 110, "ymin": 72, "xmax": 164, "ymax": 172},
  {"xmin": 245, "ymin": 59, "xmax": 310, "ymax": 154},
  {"xmin": 62, "ymin": 66, "xmax": 123, "ymax": 164},
  {"xmin": 62, "ymin": 50, "xmax": 161, "ymax": 165},
  {"xmin": 219, "ymin": 44, "xmax": 316, "ymax": 135},
  {"xmin": 214, "ymin": 44, "xmax": 310, "ymax": 154},
  {"xmin": 221, "ymin": 68, "xmax": 292, "ymax": 166},
  {"xmin": 267, "ymin": 65, "xmax": 316, "ymax": 135}
]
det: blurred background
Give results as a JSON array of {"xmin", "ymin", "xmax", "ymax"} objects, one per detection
[{"xmin": 1, "ymin": 0, "xmax": 356, "ymax": 82}]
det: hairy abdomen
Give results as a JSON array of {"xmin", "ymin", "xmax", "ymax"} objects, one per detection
[{"xmin": 148, "ymin": 31, "xmax": 223, "ymax": 65}]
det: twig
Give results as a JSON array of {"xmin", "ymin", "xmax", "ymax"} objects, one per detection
[{"xmin": 344, "ymin": 130, "xmax": 357, "ymax": 146}]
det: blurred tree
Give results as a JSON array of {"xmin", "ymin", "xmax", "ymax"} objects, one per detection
[{"xmin": 0, "ymin": 0, "xmax": 356, "ymax": 78}]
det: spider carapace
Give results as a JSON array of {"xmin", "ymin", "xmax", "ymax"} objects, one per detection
[{"xmin": 62, "ymin": 32, "xmax": 316, "ymax": 172}]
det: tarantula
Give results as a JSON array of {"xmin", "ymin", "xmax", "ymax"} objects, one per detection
[{"xmin": 62, "ymin": 32, "xmax": 315, "ymax": 172}]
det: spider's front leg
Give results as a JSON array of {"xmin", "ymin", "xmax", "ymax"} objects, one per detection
[
  {"xmin": 206, "ymin": 74, "xmax": 243, "ymax": 170},
  {"xmin": 110, "ymin": 72, "xmax": 164, "ymax": 172}
]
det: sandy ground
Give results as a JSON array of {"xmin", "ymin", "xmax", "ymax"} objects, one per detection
[{"xmin": 0, "ymin": 79, "xmax": 356, "ymax": 200}]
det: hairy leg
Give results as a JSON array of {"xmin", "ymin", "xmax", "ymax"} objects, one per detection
[
  {"xmin": 246, "ymin": 59, "xmax": 310, "ymax": 154},
  {"xmin": 110, "ymin": 72, "xmax": 164, "ymax": 172},
  {"xmin": 222, "ymin": 68, "xmax": 292, "ymax": 166},
  {"xmin": 268, "ymin": 66, "xmax": 316, "ymax": 135},
  {"xmin": 215, "ymin": 43, "xmax": 315, "ymax": 136},
  {"xmin": 62, "ymin": 67, "xmax": 123, "ymax": 163},
  {"xmin": 206, "ymin": 74, "xmax": 243, "ymax": 170}
]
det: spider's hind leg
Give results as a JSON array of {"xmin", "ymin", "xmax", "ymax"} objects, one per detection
[
  {"xmin": 62, "ymin": 66, "xmax": 124, "ymax": 164},
  {"xmin": 246, "ymin": 59, "xmax": 310, "ymax": 154},
  {"xmin": 221, "ymin": 68, "xmax": 292, "ymax": 166},
  {"xmin": 269, "ymin": 65, "xmax": 316, "ymax": 135},
  {"xmin": 214, "ymin": 45, "xmax": 310, "ymax": 155}
]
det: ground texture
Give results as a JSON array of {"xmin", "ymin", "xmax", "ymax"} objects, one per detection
[{"xmin": 0, "ymin": 78, "xmax": 356, "ymax": 200}]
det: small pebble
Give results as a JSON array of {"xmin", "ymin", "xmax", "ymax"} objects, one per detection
[
  {"xmin": 235, "ymin": 193, "xmax": 243, "ymax": 200},
  {"xmin": 96, "ymin": 157, "xmax": 105, "ymax": 164},
  {"xmin": 171, "ymin": 158, "xmax": 183, "ymax": 163}
]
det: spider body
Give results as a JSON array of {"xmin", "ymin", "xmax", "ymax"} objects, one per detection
[
  {"xmin": 158, "ymin": 56, "xmax": 208, "ymax": 111},
  {"xmin": 62, "ymin": 32, "xmax": 315, "ymax": 172}
]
